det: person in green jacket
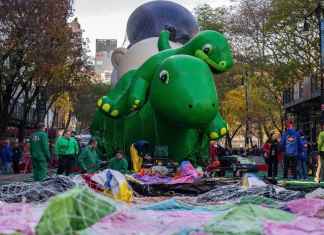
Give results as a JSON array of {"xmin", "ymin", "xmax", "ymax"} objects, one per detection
[
  {"xmin": 55, "ymin": 129, "xmax": 79, "ymax": 176},
  {"xmin": 30, "ymin": 123, "xmax": 50, "ymax": 181},
  {"xmin": 109, "ymin": 150, "xmax": 128, "ymax": 174},
  {"xmin": 78, "ymin": 138, "xmax": 101, "ymax": 173},
  {"xmin": 316, "ymin": 124, "xmax": 324, "ymax": 183}
]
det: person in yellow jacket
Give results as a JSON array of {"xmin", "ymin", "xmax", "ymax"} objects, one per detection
[
  {"xmin": 55, "ymin": 129, "xmax": 79, "ymax": 176},
  {"xmin": 316, "ymin": 124, "xmax": 324, "ymax": 183}
]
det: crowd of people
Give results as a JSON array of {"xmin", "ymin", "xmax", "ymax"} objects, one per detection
[
  {"xmin": 0, "ymin": 123, "xmax": 129, "ymax": 181},
  {"xmin": 1, "ymin": 120, "xmax": 324, "ymax": 184},
  {"xmin": 262, "ymin": 120, "xmax": 324, "ymax": 183},
  {"xmin": 0, "ymin": 139, "xmax": 23, "ymax": 174}
]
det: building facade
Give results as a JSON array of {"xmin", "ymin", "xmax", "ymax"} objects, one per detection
[
  {"xmin": 283, "ymin": 74, "xmax": 321, "ymax": 143},
  {"xmin": 95, "ymin": 39, "xmax": 117, "ymax": 81}
]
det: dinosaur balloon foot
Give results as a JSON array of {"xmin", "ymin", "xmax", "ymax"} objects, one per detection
[
  {"xmin": 130, "ymin": 99, "xmax": 142, "ymax": 111},
  {"xmin": 208, "ymin": 123, "xmax": 229, "ymax": 140},
  {"xmin": 97, "ymin": 96, "xmax": 121, "ymax": 118}
]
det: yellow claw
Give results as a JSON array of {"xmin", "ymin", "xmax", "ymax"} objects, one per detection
[
  {"xmin": 220, "ymin": 128, "xmax": 227, "ymax": 135},
  {"xmin": 111, "ymin": 110, "xmax": 119, "ymax": 117},
  {"xmin": 209, "ymin": 132, "xmax": 219, "ymax": 140},
  {"xmin": 227, "ymin": 123, "xmax": 230, "ymax": 129},
  {"xmin": 134, "ymin": 99, "xmax": 140, "ymax": 105},
  {"xmin": 132, "ymin": 105, "xmax": 137, "ymax": 109},
  {"xmin": 102, "ymin": 103, "xmax": 111, "ymax": 112},
  {"xmin": 97, "ymin": 98, "xmax": 103, "ymax": 107}
]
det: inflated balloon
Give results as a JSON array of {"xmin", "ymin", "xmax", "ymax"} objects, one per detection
[
  {"xmin": 110, "ymin": 37, "xmax": 181, "ymax": 87},
  {"xmin": 92, "ymin": 55, "xmax": 225, "ymax": 163},
  {"xmin": 98, "ymin": 30, "xmax": 233, "ymax": 117},
  {"xmin": 127, "ymin": 0, "xmax": 199, "ymax": 45},
  {"xmin": 92, "ymin": 30, "xmax": 234, "ymax": 163}
]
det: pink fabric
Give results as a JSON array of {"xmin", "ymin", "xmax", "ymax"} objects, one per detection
[
  {"xmin": 264, "ymin": 216, "xmax": 324, "ymax": 235},
  {"xmin": 133, "ymin": 161, "xmax": 201, "ymax": 184},
  {"xmin": 91, "ymin": 210, "xmax": 214, "ymax": 235},
  {"xmin": 286, "ymin": 198, "xmax": 324, "ymax": 218},
  {"xmin": 0, "ymin": 203, "xmax": 43, "ymax": 235},
  {"xmin": 172, "ymin": 161, "xmax": 201, "ymax": 184}
]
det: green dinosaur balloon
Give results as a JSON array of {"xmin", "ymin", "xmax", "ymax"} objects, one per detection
[
  {"xmin": 92, "ymin": 30, "xmax": 234, "ymax": 163},
  {"xmin": 97, "ymin": 30, "xmax": 233, "ymax": 123},
  {"xmin": 92, "ymin": 55, "xmax": 228, "ymax": 163}
]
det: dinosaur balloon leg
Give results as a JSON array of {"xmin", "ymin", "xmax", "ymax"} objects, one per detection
[{"xmin": 206, "ymin": 111, "xmax": 229, "ymax": 140}]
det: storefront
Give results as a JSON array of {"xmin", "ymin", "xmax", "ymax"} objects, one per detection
[{"xmin": 283, "ymin": 75, "xmax": 321, "ymax": 144}]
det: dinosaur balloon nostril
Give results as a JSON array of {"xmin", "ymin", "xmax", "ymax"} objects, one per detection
[
  {"xmin": 212, "ymin": 103, "xmax": 216, "ymax": 107},
  {"xmin": 188, "ymin": 104, "xmax": 193, "ymax": 109},
  {"xmin": 219, "ymin": 61, "xmax": 227, "ymax": 69}
]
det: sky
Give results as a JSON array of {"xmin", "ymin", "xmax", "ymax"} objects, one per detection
[{"xmin": 74, "ymin": 0, "xmax": 231, "ymax": 56}]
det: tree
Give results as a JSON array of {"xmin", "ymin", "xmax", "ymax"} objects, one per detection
[
  {"xmin": 195, "ymin": 0, "xmax": 320, "ymax": 146},
  {"xmin": 73, "ymin": 81, "xmax": 110, "ymax": 130},
  {"xmin": 0, "ymin": 0, "xmax": 92, "ymax": 140},
  {"xmin": 194, "ymin": 4, "xmax": 228, "ymax": 32}
]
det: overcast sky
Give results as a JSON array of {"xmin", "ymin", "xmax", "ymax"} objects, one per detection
[{"xmin": 74, "ymin": 0, "xmax": 231, "ymax": 56}]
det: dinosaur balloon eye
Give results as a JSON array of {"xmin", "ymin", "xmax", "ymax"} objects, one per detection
[
  {"xmin": 202, "ymin": 44, "xmax": 213, "ymax": 54},
  {"xmin": 159, "ymin": 70, "xmax": 169, "ymax": 84}
]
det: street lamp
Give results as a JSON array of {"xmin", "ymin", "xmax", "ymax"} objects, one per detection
[
  {"xmin": 244, "ymin": 71, "xmax": 249, "ymax": 150},
  {"xmin": 303, "ymin": 0, "xmax": 324, "ymax": 124}
]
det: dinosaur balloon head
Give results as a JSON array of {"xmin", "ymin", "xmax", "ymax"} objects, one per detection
[
  {"xmin": 150, "ymin": 55, "xmax": 218, "ymax": 127},
  {"xmin": 184, "ymin": 30, "xmax": 233, "ymax": 74}
]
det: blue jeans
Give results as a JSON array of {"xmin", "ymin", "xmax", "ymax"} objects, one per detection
[
  {"xmin": 2, "ymin": 162, "xmax": 12, "ymax": 174},
  {"xmin": 297, "ymin": 159, "xmax": 307, "ymax": 179}
]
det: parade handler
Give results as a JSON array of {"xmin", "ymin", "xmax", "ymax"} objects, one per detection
[
  {"xmin": 30, "ymin": 123, "xmax": 50, "ymax": 181},
  {"xmin": 78, "ymin": 138, "xmax": 101, "ymax": 173},
  {"xmin": 55, "ymin": 129, "xmax": 79, "ymax": 176},
  {"xmin": 109, "ymin": 150, "xmax": 129, "ymax": 174}
]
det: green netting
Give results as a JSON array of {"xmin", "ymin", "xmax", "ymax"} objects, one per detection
[
  {"xmin": 204, "ymin": 204, "xmax": 295, "ymax": 235},
  {"xmin": 279, "ymin": 179, "xmax": 324, "ymax": 192},
  {"xmin": 239, "ymin": 195, "xmax": 281, "ymax": 208},
  {"xmin": 36, "ymin": 187, "xmax": 116, "ymax": 235}
]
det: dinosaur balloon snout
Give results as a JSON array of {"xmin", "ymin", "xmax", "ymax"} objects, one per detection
[
  {"xmin": 151, "ymin": 55, "xmax": 219, "ymax": 127},
  {"xmin": 185, "ymin": 101, "xmax": 217, "ymax": 124},
  {"xmin": 188, "ymin": 102, "xmax": 217, "ymax": 111}
]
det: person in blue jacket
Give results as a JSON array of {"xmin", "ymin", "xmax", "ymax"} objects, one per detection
[
  {"xmin": 297, "ymin": 131, "xmax": 308, "ymax": 180},
  {"xmin": 280, "ymin": 120, "xmax": 302, "ymax": 179},
  {"xmin": 0, "ymin": 139, "xmax": 13, "ymax": 174}
]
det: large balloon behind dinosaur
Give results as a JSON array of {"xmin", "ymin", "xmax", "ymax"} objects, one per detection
[
  {"xmin": 111, "ymin": 0, "xmax": 198, "ymax": 86},
  {"xmin": 110, "ymin": 38, "xmax": 181, "ymax": 87},
  {"xmin": 126, "ymin": 1, "xmax": 199, "ymax": 46}
]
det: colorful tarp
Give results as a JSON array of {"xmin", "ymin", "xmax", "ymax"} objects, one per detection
[
  {"xmin": 264, "ymin": 216, "xmax": 324, "ymax": 235},
  {"xmin": 132, "ymin": 161, "xmax": 201, "ymax": 185},
  {"xmin": 286, "ymin": 198, "xmax": 324, "ymax": 218},
  {"xmin": 0, "ymin": 202, "xmax": 43, "ymax": 235},
  {"xmin": 86, "ymin": 210, "xmax": 215, "ymax": 235},
  {"xmin": 203, "ymin": 204, "xmax": 295, "ymax": 235}
]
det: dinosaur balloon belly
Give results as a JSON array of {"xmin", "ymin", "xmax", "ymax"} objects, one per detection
[{"xmin": 95, "ymin": 55, "xmax": 228, "ymax": 163}]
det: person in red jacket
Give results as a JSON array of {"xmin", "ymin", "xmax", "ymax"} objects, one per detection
[
  {"xmin": 206, "ymin": 141, "xmax": 220, "ymax": 173},
  {"xmin": 263, "ymin": 139, "xmax": 271, "ymax": 176}
]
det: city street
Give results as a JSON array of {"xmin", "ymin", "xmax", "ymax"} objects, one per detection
[{"xmin": 0, "ymin": 0, "xmax": 324, "ymax": 235}]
